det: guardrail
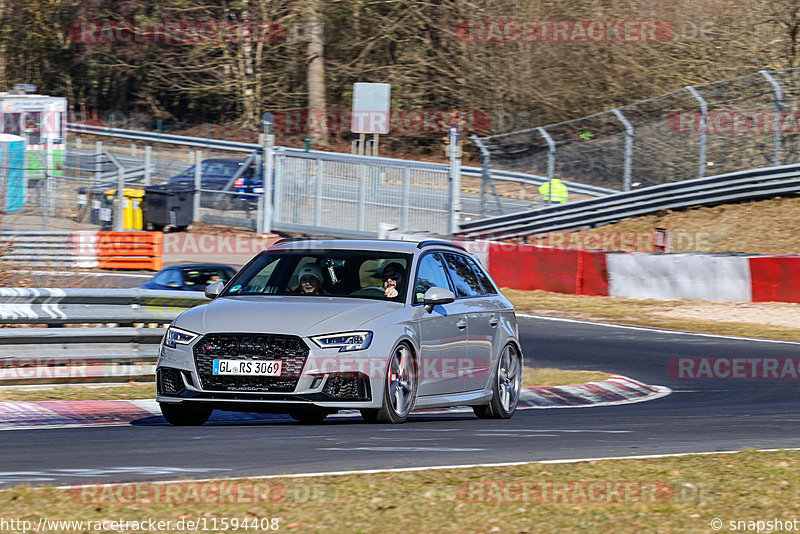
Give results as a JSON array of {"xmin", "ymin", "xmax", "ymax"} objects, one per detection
[
  {"xmin": 0, "ymin": 288, "xmax": 206, "ymax": 386},
  {"xmin": 459, "ymin": 163, "xmax": 800, "ymax": 240}
]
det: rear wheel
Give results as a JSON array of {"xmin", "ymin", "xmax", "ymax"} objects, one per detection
[
  {"xmin": 160, "ymin": 403, "xmax": 213, "ymax": 426},
  {"xmin": 362, "ymin": 343, "xmax": 416, "ymax": 424},
  {"xmin": 289, "ymin": 408, "xmax": 332, "ymax": 424},
  {"xmin": 473, "ymin": 344, "xmax": 522, "ymax": 419}
]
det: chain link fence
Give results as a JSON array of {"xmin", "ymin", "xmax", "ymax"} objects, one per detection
[{"xmin": 478, "ymin": 68, "xmax": 800, "ymax": 191}]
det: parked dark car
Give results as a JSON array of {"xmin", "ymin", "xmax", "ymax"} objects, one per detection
[
  {"xmin": 168, "ymin": 158, "xmax": 263, "ymax": 208},
  {"xmin": 141, "ymin": 264, "xmax": 237, "ymax": 292}
]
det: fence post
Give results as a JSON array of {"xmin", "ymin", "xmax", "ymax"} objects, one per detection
[
  {"xmin": 260, "ymin": 122, "xmax": 275, "ymax": 234},
  {"xmin": 759, "ymin": 70, "xmax": 783, "ymax": 167},
  {"xmin": 94, "ymin": 141, "xmax": 103, "ymax": 183},
  {"xmin": 401, "ymin": 166, "xmax": 410, "ymax": 232},
  {"xmin": 471, "ymin": 135, "xmax": 491, "ymax": 219},
  {"xmin": 447, "ymin": 125, "xmax": 462, "ymax": 235},
  {"xmin": 612, "ymin": 108, "xmax": 634, "ymax": 191},
  {"xmin": 537, "ymin": 127, "xmax": 556, "ymax": 180},
  {"xmin": 273, "ymin": 149, "xmax": 283, "ymax": 222},
  {"xmin": 144, "ymin": 146, "xmax": 152, "ymax": 186},
  {"xmin": 358, "ymin": 163, "xmax": 367, "ymax": 231},
  {"xmin": 315, "ymin": 158, "xmax": 323, "ymax": 228},
  {"xmin": 103, "ymin": 151, "xmax": 125, "ymax": 231},
  {"xmin": 193, "ymin": 150, "xmax": 202, "ymax": 222},
  {"xmin": 686, "ymin": 86, "xmax": 708, "ymax": 178}
]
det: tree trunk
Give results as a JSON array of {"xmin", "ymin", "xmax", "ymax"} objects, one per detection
[{"xmin": 306, "ymin": 1, "xmax": 328, "ymax": 145}]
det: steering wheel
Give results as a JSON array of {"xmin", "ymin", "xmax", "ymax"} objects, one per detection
[{"xmin": 350, "ymin": 286, "xmax": 385, "ymax": 297}]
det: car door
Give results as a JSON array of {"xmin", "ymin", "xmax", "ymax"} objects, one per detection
[
  {"xmin": 412, "ymin": 252, "xmax": 469, "ymax": 397},
  {"xmin": 442, "ymin": 252, "xmax": 497, "ymax": 392}
]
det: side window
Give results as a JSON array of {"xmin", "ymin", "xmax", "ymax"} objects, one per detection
[
  {"xmin": 466, "ymin": 257, "xmax": 496, "ymax": 295},
  {"xmin": 163, "ymin": 269, "xmax": 183, "ymax": 286},
  {"xmin": 414, "ymin": 253, "xmax": 452, "ymax": 304},
  {"xmin": 153, "ymin": 270, "xmax": 171, "ymax": 285},
  {"xmin": 443, "ymin": 253, "xmax": 484, "ymax": 298}
]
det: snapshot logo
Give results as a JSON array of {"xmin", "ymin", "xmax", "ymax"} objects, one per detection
[
  {"xmin": 668, "ymin": 357, "xmax": 800, "ymax": 380},
  {"xmin": 667, "ymin": 110, "xmax": 800, "ymax": 135},
  {"xmin": 456, "ymin": 20, "xmax": 674, "ymax": 43},
  {"xmin": 68, "ymin": 20, "xmax": 286, "ymax": 45},
  {"xmin": 272, "ymin": 110, "xmax": 491, "ymax": 135},
  {"xmin": 456, "ymin": 480, "xmax": 714, "ymax": 503}
]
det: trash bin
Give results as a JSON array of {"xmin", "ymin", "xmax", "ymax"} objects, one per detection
[
  {"xmin": 123, "ymin": 188, "xmax": 145, "ymax": 230},
  {"xmin": 143, "ymin": 183, "xmax": 195, "ymax": 231}
]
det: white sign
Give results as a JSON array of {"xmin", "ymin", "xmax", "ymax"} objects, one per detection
[{"xmin": 351, "ymin": 83, "xmax": 391, "ymax": 134}]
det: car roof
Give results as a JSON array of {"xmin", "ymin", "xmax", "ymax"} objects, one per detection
[
  {"xmin": 174, "ymin": 264, "xmax": 234, "ymax": 270},
  {"xmin": 267, "ymin": 239, "xmax": 467, "ymax": 255}
]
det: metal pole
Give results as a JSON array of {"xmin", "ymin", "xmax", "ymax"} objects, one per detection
[
  {"xmin": 94, "ymin": 141, "xmax": 103, "ymax": 183},
  {"xmin": 612, "ymin": 108, "xmax": 634, "ymax": 191},
  {"xmin": 103, "ymin": 151, "xmax": 126, "ymax": 231},
  {"xmin": 401, "ymin": 167, "xmax": 410, "ymax": 232},
  {"xmin": 45, "ymin": 135, "xmax": 54, "ymax": 217},
  {"xmin": 314, "ymin": 158, "xmax": 323, "ymax": 228},
  {"xmin": 273, "ymin": 149, "xmax": 283, "ymax": 222},
  {"xmin": 759, "ymin": 70, "xmax": 783, "ymax": 167},
  {"xmin": 686, "ymin": 86, "xmax": 708, "ymax": 178},
  {"xmin": 471, "ymin": 135, "xmax": 491, "ymax": 219},
  {"xmin": 193, "ymin": 149, "xmax": 202, "ymax": 222},
  {"xmin": 358, "ymin": 163, "xmax": 367, "ymax": 231},
  {"xmin": 144, "ymin": 146, "xmax": 152, "ymax": 186},
  {"xmin": 447, "ymin": 125, "xmax": 462, "ymax": 235},
  {"xmin": 261, "ymin": 122, "xmax": 275, "ymax": 234},
  {"xmin": 537, "ymin": 127, "xmax": 556, "ymax": 180}
]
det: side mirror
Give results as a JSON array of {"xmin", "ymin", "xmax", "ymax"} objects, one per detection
[
  {"xmin": 423, "ymin": 286, "xmax": 455, "ymax": 313},
  {"xmin": 205, "ymin": 281, "xmax": 225, "ymax": 299}
]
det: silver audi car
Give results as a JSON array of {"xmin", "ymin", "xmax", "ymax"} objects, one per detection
[{"xmin": 156, "ymin": 239, "xmax": 523, "ymax": 425}]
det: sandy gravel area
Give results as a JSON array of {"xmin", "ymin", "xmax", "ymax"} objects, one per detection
[{"xmin": 654, "ymin": 301, "xmax": 800, "ymax": 329}]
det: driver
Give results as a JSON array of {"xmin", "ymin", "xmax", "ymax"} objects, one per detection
[{"xmin": 381, "ymin": 262, "xmax": 405, "ymax": 299}]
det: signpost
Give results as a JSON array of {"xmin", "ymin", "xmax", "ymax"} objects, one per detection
[{"xmin": 351, "ymin": 83, "xmax": 391, "ymax": 156}]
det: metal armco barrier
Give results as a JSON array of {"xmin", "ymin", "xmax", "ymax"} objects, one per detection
[
  {"xmin": 0, "ymin": 288, "xmax": 206, "ymax": 386},
  {"xmin": 0, "ymin": 230, "xmax": 165, "ymax": 270},
  {"xmin": 460, "ymin": 163, "xmax": 800, "ymax": 240}
]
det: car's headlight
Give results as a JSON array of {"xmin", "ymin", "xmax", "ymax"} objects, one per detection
[
  {"xmin": 311, "ymin": 331, "xmax": 373, "ymax": 352},
  {"xmin": 163, "ymin": 326, "xmax": 199, "ymax": 348}
]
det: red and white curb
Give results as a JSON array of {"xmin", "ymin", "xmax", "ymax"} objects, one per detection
[{"xmin": 0, "ymin": 375, "xmax": 669, "ymax": 430}]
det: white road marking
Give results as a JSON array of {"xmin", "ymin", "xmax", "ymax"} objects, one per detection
[{"xmin": 516, "ymin": 313, "xmax": 800, "ymax": 345}]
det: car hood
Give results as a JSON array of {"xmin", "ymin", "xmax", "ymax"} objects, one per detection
[{"xmin": 174, "ymin": 295, "xmax": 402, "ymax": 336}]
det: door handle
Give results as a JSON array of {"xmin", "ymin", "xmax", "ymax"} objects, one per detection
[
  {"xmin": 489, "ymin": 316, "xmax": 499, "ymax": 327},
  {"xmin": 456, "ymin": 318, "xmax": 467, "ymax": 330}
]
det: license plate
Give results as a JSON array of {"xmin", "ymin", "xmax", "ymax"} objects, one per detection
[{"xmin": 212, "ymin": 359, "xmax": 282, "ymax": 376}]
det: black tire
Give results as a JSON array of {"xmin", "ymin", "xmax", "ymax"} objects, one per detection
[
  {"xmin": 472, "ymin": 344, "xmax": 522, "ymax": 420},
  {"xmin": 289, "ymin": 408, "xmax": 332, "ymax": 424},
  {"xmin": 159, "ymin": 402, "xmax": 213, "ymax": 426},
  {"xmin": 364, "ymin": 343, "xmax": 417, "ymax": 424}
]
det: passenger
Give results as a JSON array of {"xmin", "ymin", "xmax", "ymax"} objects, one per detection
[
  {"xmin": 381, "ymin": 262, "xmax": 405, "ymax": 299},
  {"xmin": 296, "ymin": 264, "xmax": 328, "ymax": 295}
]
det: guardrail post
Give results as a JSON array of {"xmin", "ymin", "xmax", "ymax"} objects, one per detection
[
  {"xmin": 448, "ymin": 125, "xmax": 462, "ymax": 235},
  {"xmin": 537, "ymin": 127, "xmax": 556, "ymax": 180},
  {"xmin": 261, "ymin": 127, "xmax": 275, "ymax": 234},
  {"xmin": 760, "ymin": 70, "xmax": 783, "ymax": 167},
  {"xmin": 315, "ymin": 158, "xmax": 323, "ymax": 228},
  {"xmin": 193, "ymin": 150, "xmax": 202, "ymax": 222},
  {"xmin": 358, "ymin": 163, "xmax": 367, "ymax": 231},
  {"xmin": 686, "ymin": 86, "xmax": 708, "ymax": 178},
  {"xmin": 612, "ymin": 108, "xmax": 634, "ymax": 191},
  {"xmin": 144, "ymin": 146, "xmax": 152, "ymax": 186},
  {"xmin": 401, "ymin": 166, "xmax": 410, "ymax": 232}
]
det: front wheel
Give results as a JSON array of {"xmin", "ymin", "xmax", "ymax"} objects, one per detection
[
  {"xmin": 473, "ymin": 344, "xmax": 522, "ymax": 419},
  {"xmin": 160, "ymin": 402, "xmax": 213, "ymax": 426},
  {"xmin": 362, "ymin": 343, "xmax": 416, "ymax": 424}
]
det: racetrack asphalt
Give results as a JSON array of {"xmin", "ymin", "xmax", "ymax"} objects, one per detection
[{"xmin": 1, "ymin": 316, "xmax": 799, "ymax": 488}]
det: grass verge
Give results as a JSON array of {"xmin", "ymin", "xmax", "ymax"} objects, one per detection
[
  {"xmin": 506, "ymin": 289, "xmax": 800, "ymax": 342},
  {"xmin": 0, "ymin": 369, "xmax": 612, "ymax": 402},
  {"xmin": 2, "ymin": 449, "xmax": 797, "ymax": 532}
]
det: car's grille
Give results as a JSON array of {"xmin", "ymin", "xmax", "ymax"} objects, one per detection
[
  {"xmin": 193, "ymin": 333, "xmax": 309, "ymax": 392},
  {"xmin": 157, "ymin": 367, "xmax": 185, "ymax": 395}
]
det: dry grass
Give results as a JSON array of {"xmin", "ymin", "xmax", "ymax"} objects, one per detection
[
  {"xmin": 2, "ymin": 449, "xmax": 798, "ymax": 532},
  {"xmin": 524, "ymin": 194, "xmax": 800, "ymax": 254},
  {"xmin": 506, "ymin": 289, "xmax": 800, "ymax": 342}
]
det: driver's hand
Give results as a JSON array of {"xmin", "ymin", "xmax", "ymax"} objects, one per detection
[{"xmin": 385, "ymin": 287, "xmax": 398, "ymax": 298}]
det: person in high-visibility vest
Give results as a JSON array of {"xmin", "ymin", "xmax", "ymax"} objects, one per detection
[{"xmin": 539, "ymin": 178, "xmax": 568, "ymax": 204}]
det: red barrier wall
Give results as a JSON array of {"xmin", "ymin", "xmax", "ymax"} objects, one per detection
[
  {"xmin": 749, "ymin": 257, "xmax": 800, "ymax": 303},
  {"xmin": 578, "ymin": 250, "xmax": 609, "ymax": 296}
]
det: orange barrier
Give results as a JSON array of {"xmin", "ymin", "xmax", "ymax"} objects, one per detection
[{"xmin": 96, "ymin": 231, "xmax": 164, "ymax": 271}]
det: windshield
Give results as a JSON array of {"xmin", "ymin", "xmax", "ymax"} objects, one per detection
[{"xmin": 224, "ymin": 249, "xmax": 412, "ymax": 302}]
